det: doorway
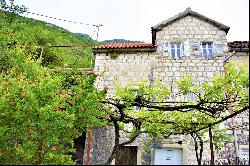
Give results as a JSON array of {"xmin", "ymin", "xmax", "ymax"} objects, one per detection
[{"xmin": 154, "ymin": 147, "xmax": 183, "ymax": 165}]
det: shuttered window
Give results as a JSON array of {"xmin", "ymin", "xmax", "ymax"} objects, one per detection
[
  {"xmin": 201, "ymin": 42, "xmax": 213, "ymax": 58},
  {"xmin": 170, "ymin": 43, "xmax": 184, "ymax": 58}
]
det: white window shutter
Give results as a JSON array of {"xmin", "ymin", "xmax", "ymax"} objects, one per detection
[
  {"xmin": 183, "ymin": 41, "xmax": 190, "ymax": 56},
  {"xmin": 168, "ymin": 43, "xmax": 172, "ymax": 57},
  {"xmin": 156, "ymin": 40, "xmax": 164, "ymax": 55},
  {"xmin": 214, "ymin": 41, "xmax": 224, "ymax": 56},
  {"xmin": 191, "ymin": 41, "xmax": 202, "ymax": 56},
  {"xmin": 163, "ymin": 42, "xmax": 169, "ymax": 56},
  {"xmin": 181, "ymin": 43, "xmax": 184, "ymax": 57}
]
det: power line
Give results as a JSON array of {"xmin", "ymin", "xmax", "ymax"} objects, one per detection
[
  {"xmin": 1, "ymin": 5, "xmax": 101, "ymax": 29},
  {"xmin": 25, "ymin": 11, "xmax": 95, "ymax": 28},
  {"xmin": 23, "ymin": 10, "xmax": 103, "ymax": 42}
]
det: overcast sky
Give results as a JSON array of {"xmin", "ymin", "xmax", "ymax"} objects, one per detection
[{"xmin": 16, "ymin": 0, "xmax": 249, "ymax": 43}]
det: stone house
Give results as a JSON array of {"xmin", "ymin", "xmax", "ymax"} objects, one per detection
[{"xmin": 84, "ymin": 8, "xmax": 249, "ymax": 165}]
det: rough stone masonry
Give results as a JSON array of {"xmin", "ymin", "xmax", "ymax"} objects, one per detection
[{"xmin": 85, "ymin": 8, "xmax": 249, "ymax": 165}]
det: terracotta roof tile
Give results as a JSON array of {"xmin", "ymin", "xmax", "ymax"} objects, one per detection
[{"xmin": 94, "ymin": 43, "xmax": 156, "ymax": 49}]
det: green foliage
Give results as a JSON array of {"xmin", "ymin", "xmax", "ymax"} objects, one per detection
[
  {"xmin": 0, "ymin": 4, "xmax": 107, "ymax": 164},
  {"xmin": 0, "ymin": 10, "xmax": 96, "ymax": 70},
  {"xmin": 176, "ymin": 75, "xmax": 193, "ymax": 95},
  {"xmin": 200, "ymin": 61, "xmax": 249, "ymax": 108},
  {"xmin": 0, "ymin": 57, "xmax": 74, "ymax": 164},
  {"xmin": 108, "ymin": 52, "xmax": 119, "ymax": 59},
  {"xmin": 109, "ymin": 61, "xmax": 248, "ymax": 155},
  {"xmin": 114, "ymin": 80, "xmax": 170, "ymax": 107},
  {"xmin": 0, "ymin": 53, "xmax": 106, "ymax": 164},
  {"xmin": 203, "ymin": 126, "xmax": 234, "ymax": 152},
  {"xmin": 0, "ymin": 0, "xmax": 27, "ymax": 24}
]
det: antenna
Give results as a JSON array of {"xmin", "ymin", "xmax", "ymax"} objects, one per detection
[{"xmin": 93, "ymin": 24, "xmax": 103, "ymax": 41}]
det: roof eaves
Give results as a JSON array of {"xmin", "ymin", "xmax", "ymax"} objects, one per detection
[
  {"xmin": 229, "ymin": 48, "xmax": 249, "ymax": 52},
  {"xmin": 152, "ymin": 8, "xmax": 230, "ymax": 33},
  {"xmin": 93, "ymin": 47, "xmax": 157, "ymax": 54}
]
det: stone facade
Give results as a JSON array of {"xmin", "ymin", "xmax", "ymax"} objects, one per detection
[
  {"xmin": 86, "ymin": 8, "xmax": 249, "ymax": 165},
  {"xmin": 215, "ymin": 46, "xmax": 250, "ymax": 164},
  {"xmin": 155, "ymin": 15, "xmax": 228, "ymax": 58},
  {"xmin": 94, "ymin": 52, "xmax": 158, "ymax": 96}
]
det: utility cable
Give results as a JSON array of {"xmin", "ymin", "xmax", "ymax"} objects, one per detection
[
  {"xmin": 24, "ymin": 11, "xmax": 95, "ymax": 28},
  {"xmin": 1, "ymin": 5, "xmax": 99, "ymax": 29}
]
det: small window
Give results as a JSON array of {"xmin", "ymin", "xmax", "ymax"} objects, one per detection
[
  {"xmin": 240, "ymin": 148, "xmax": 249, "ymax": 160},
  {"xmin": 201, "ymin": 42, "xmax": 214, "ymax": 58},
  {"xmin": 170, "ymin": 43, "xmax": 183, "ymax": 58}
]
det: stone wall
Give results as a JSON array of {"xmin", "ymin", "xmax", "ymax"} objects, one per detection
[
  {"xmin": 88, "ymin": 14, "xmax": 249, "ymax": 165},
  {"xmin": 83, "ymin": 126, "xmax": 115, "ymax": 165},
  {"xmin": 94, "ymin": 53, "xmax": 225, "ymax": 94},
  {"xmin": 151, "ymin": 55, "xmax": 224, "ymax": 86},
  {"xmin": 217, "ymin": 51, "xmax": 249, "ymax": 162},
  {"xmin": 90, "ymin": 51, "xmax": 226, "ymax": 165},
  {"xmin": 94, "ymin": 52, "xmax": 158, "ymax": 96},
  {"xmin": 155, "ymin": 16, "xmax": 228, "ymax": 57},
  {"xmin": 217, "ymin": 110, "xmax": 249, "ymax": 161}
]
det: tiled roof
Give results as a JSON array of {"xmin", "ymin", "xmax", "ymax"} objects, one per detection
[
  {"xmin": 94, "ymin": 43, "xmax": 156, "ymax": 49},
  {"xmin": 152, "ymin": 7, "xmax": 230, "ymax": 33},
  {"xmin": 228, "ymin": 41, "xmax": 249, "ymax": 49}
]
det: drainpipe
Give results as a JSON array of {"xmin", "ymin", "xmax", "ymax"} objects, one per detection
[
  {"xmin": 223, "ymin": 51, "xmax": 239, "ymax": 159},
  {"xmin": 151, "ymin": 27, "xmax": 156, "ymax": 45},
  {"xmin": 85, "ymin": 126, "xmax": 93, "ymax": 165}
]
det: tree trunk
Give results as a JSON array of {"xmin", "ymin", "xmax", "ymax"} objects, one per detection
[
  {"xmin": 209, "ymin": 126, "xmax": 215, "ymax": 165},
  {"xmin": 106, "ymin": 145, "xmax": 118, "ymax": 165},
  {"xmin": 191, "ymin": 132, "xmax": 203, "ymax": 165},
  {"xmin": 35, "ymin": 140, "xmax": 45, "ymax": 165}
]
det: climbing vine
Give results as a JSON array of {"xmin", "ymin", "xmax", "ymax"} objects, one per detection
[{"xmin": 101, "ymin": 61, "xmax": 249, "ymax": 165}]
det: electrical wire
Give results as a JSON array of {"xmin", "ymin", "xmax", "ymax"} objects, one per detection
[
  {"xmin": 1, "ymin": 5, "xmax": 103, "ymax": 47},
  {"xmin": 1, "ymin": 5, "xmax": 101, "ymax": 29},
  {"xmin": 25, "ymin": 11, "xmax": 94, "ymax": 28}
]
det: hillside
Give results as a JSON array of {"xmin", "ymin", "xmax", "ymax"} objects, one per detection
[
  {"xmin": 0, "ymin": 10, "xmax": 97, "ymax": 69},
  {"xmin": 0, "ymin": 9, "xmax": 108, "ymax": 165},
  {"xmin": 102, "ymin": 39, "xmax": 144, "ymax": 44}
]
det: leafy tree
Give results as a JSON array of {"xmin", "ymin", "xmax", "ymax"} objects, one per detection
[
  {"xmin": 0, "ymin": 0, "xmax": 27, "ymax": 24},
  {"xmin": 101, "ymin": 61, "xmax": 249, "ymax": 165},
  {"xmin": 0, "ymin": 45, "xmax": 107, "ymax": 164},
  {"xmin": 0, "ymin": 2, "xmax": 107, "ymax": 164}
]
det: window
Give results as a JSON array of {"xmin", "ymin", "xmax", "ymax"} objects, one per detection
[
  {"xmin": 240, "ymin": 148, "xmax": 249, "ymax": 160},
  {"xmin": 201, "ymin": 42, "xmax": 213, "ymax": 58},
  {"xmin": 170, "ymin": 43, "xmax": 183, "ymax": 58}
]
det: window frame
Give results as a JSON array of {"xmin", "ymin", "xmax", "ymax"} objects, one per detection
[
  {"xmin": 201, "ymin": 42, "xmax": 214, "ymax": 58},
  {"xmin": 170, "ymin": 43, "xmax": 184, "ymax": 59}
]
